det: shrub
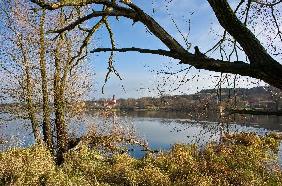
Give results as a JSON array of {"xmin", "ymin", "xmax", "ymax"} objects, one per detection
[
  {"xmin": 0, "ymin": 132, "xmax": 281, "ymax": 185},
  {"xmin": 0, "ymin": 145, "xmax": 55, "ymax": 185}
]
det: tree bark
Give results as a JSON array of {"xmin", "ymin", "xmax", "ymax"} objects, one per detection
[
  {"xmin": 54, "ymin": 47, "xmax": 68, "ymax": 164},
  {"xmin": 207, "ymin": 0, "xmax": 282, "ymax": 89},
  {"xmin": 39, "ymin": 9, "xmax": 53, "ymax": 150},
  {"xmin": 19, "ymin": 35, "xmax": 41, "ymax": 143}
]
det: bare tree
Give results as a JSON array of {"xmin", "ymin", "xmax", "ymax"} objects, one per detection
[
  {"xmin": 0, "ymin": 0, "xmax": 42, "ymax": 142},
  {"xmin": 0, "ymin": 0, "xmax": 94, "ymax": 163}
]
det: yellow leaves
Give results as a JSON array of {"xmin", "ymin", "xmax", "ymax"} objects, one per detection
[
  {"xmin": 112, "ymin": 153, "xmax": 136, "ymax": 171},
  {"xmin": 1, "ymin": 132, "xmax": 282, "ymax": 185},
  {"xmin": 0, "ymin": 145, "xmax": 55, "ymax": 185},
  {"xmin": 140, "ymin": 165, "xmax": 171, "ymax": 186}
]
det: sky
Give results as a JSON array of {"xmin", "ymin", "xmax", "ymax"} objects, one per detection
[
  {"xmin": 0, "ymin": 0, "xmax": 277, "ymax": 101},
  {"xmin": 87, "ymin": 0, "xmax": 275, "ymax": 100}
]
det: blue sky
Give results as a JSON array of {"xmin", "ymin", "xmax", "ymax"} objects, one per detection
[
  {"xmin": 88, "ymin": 0, "xmax": 270, "ymax": 99},
  {"xmin": 0, "ymin": 0, "xmax": 279, "ymax": 102}
]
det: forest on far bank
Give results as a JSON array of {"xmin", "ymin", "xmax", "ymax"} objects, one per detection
[{"xmin": 89, "ymin": 86, "xmax": 282, "ymax": 113}]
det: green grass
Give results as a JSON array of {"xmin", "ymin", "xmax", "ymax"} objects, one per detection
[{"xmin": 0, "ymin": 132, "xmax": 282, "ymax": 186}]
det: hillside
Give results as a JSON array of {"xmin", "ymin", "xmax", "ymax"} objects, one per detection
[{"xmin": 87, "ymin": 86, "xmax": 281, "ymax": 112}]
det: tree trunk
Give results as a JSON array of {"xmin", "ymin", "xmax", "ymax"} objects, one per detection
[
  {"xmin": 39, "ymin": 9, "xmax": 53, "ymax": 150},
  {"xmin": 54, "ymin": 47, "xmax": 68, "ymax": 164},
  {"xmin": 19, "ymin": 35, "xmax": 41, "ymax": 143}
]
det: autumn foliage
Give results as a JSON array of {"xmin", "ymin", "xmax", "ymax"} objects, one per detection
[{"xmin": 1, "ymin": 132, "xmax": 281, "ymax": 185}]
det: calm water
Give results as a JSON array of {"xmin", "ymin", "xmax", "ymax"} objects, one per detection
[{"xmin": 1, "ymin": 111, "xmax": 282, "ymax": 163}]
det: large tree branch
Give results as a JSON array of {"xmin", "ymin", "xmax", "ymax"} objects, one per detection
[
  {"xmin": 180, "ymin": 54, "xmax": 255, "ymax": 77},
  {"xmin": 124, "ymin": 2, "xmax": 187, "ymax": 54},
  {"xmin": 208, "ymin": 0, "xmax": 282, "ymax": 89},
  {"xmin": 31, "ymin": 0, "xmax": 113, "ymax": 10},
  {"xmin": 91, "ymin": 47, "xmax": 179, "ymax": 58},
  {"xmin": 51, "ymin": 9, "xmax": 136, "ymax": 34},
  {"xmin": 91, "ymin": 47, "xmax": 256, "ymax": 78},
  {"xmin": 50, "ymin": 3, "xmax": 186, "ymax": 54},
  {"xmin": 32, "ymin": 0, "xmax": 282, "ymax": 89}
]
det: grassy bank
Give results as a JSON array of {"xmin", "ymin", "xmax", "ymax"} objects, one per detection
[{"xmin": 1, "ymin": 133, "xmax": 282, "ymax": 186}]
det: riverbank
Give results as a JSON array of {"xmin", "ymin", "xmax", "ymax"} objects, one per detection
[{"xmin": 1, "ymin": 133, "xmax": 282, "ymax": 185}]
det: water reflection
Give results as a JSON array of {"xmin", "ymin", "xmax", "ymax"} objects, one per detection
[
  {"xmin": 86, "ymin": 110, "xmax": 282, "ymax": 162},
  {"xmin": 115, "ymin": 110, "xmax": 282, "ymax": 131},
  {"xmin": 1, "ymin": 110, "xmax": 282, "ymax": 163}
]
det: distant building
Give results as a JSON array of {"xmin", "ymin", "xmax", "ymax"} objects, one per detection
[{"xmin": 103, "ymin": 95, "xmax": 117, "ymax": 109}]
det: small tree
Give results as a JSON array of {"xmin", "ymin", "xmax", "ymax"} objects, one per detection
[{"xmin": 0, "ymin": 0, "xmax": 94, "ymax": 163}]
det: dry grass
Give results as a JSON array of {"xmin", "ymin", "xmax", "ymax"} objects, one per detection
[{"xmin": 0, "ymin": 132, "xmax": 282, "ymax": 186}]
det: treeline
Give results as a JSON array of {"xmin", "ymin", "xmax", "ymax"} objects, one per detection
[
  {"xmin": 117, "ymin": 95, "xmax": 216, "ymax": 112},
  {"xmin": 87, "ymin": 86, "xmax": 281, "ymax": 112}
]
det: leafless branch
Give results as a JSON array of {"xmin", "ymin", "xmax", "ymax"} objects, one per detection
[
  {"xmin": 32, "ymin": 0, "xmax": 282, "ymax": 89},
  {"xmin": 91, "ymin": 47, "xmax": 178, "ymax": 58}
]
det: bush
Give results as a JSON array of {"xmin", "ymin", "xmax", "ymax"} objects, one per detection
[
  {"xmin": 0, "ymin": 132, "xmax": 281, "ymax": 185},
  {"xmin": 0, "ymin": 145, "xmax": 55, "ymax": 185}
]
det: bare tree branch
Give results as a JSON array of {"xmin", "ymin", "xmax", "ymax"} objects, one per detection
[
  {"xmin": 91, "ymin": 47, "xmax": 255, "ymax": 77},
  {"xmin": 91, "ymin": 47, "xmax": 178, "ymax": 58},
  {"xmin": 49, "ymin": 9, "xmax": 136, "ymax": 34},
  {"xmin": 31, "ymin": 0, "xmax": 113, "ymax": 10},
  {"xmin": 251, "ymin": 0, "xmax": 282, "ymax": 7},
  {"xmin": 208, "ymin": 0, "xmax": 282, "ymax": 89},
  {"xmin": 32, "ymin": 0, "xmax": 282, "ymax": 90}
]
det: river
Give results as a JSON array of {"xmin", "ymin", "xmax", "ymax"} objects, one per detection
[{"xmin": 1, "ymin": 110, "xmax": 282, "ymax": 163}]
